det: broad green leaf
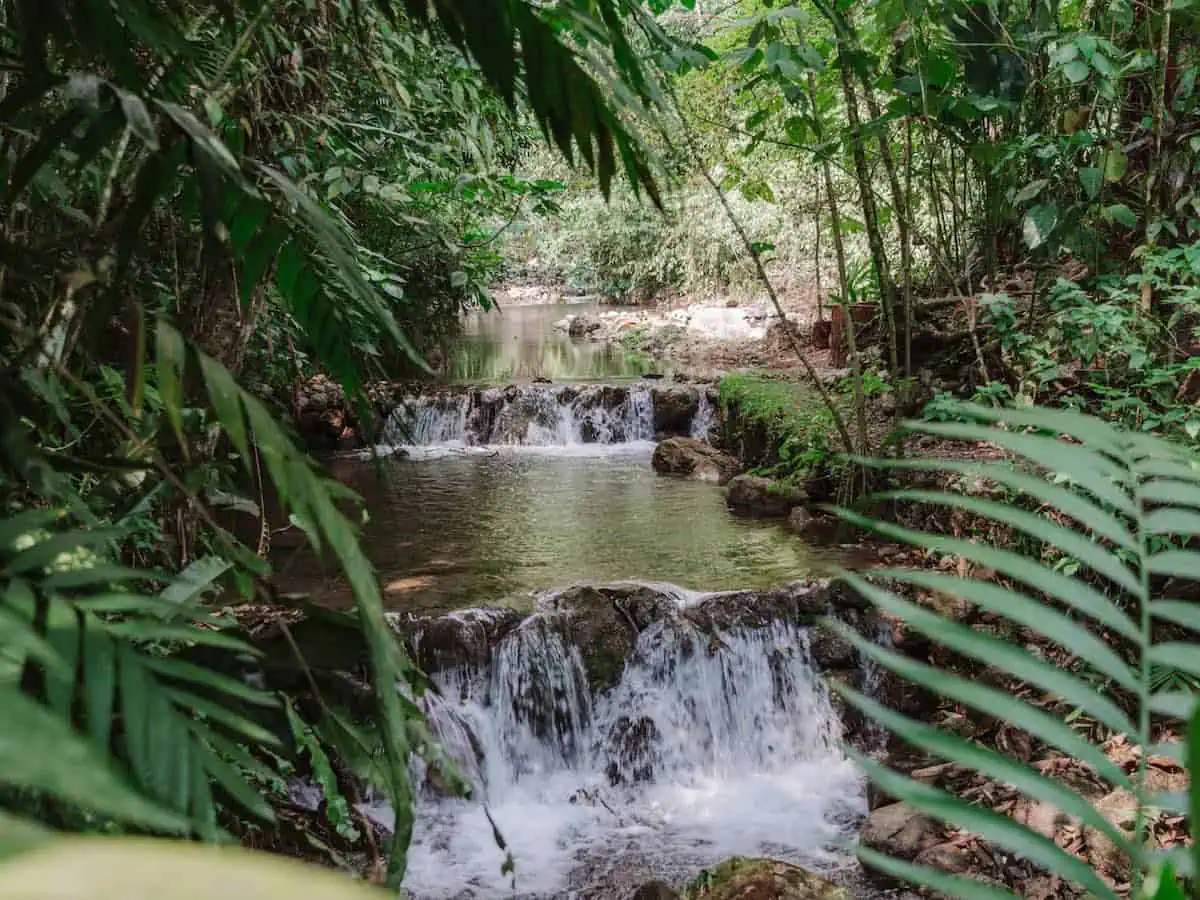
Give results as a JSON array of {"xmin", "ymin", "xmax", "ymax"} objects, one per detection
[
  {"xmin": 1102, "ymin": 145, "xmax": 1127, "ymax": 182},
  {"xmin": 1150, "ymin": 600, "xmax": 1200, "ymax": 633},
  {"xmin": 198, "ymin": 352, "xmax": 250, "ymax": 464},
  {"xmin": 154, "ymin": 322, "xmax": 187, "ymax": 447},
  {"xmin": 82, "ymin": 627, "xmax": 116, "ymax": 752},
  {"xmin": 197, "ymin": 738, "xmax": 275, "ymax": 822},
  {"xmin": 1148, "ymin": 550, "xmax": 1200, "ymax": 579},
  {"xmin": 1023, "ymin": 202, "xmax": 1059, "ymax": 250},
  {"xmin": 1149, "ymin": 643, "xmax": 1200, "ymax": 681},
  {"xmin": 1105, "ymin": 203, "xmax": 1137, "ymax": 228},
  {"xmin": 161, "ymin": 557, "xmax": 231, "ymax": 607},
  {"xmin": 141, "ymin": 656, "xmax": 277, "ymax": 707},
  {"xmin": 872, "ymin": 570, "xmax": 1139, "ymax": 702},
  {"xmin": 1079, "ymin": 167, "xmax": 1102, "ymax": 199},
  {"xmin": 164, "ymin": 688, "xmax": 280, "ymax": 747},
  {"xmin": 0, "ymin": 688, "xmax": 185, "ymax": 833},
  {"xmin": 905, "ymin": 418, "xmax": 1135, "ymax": 515},
  {"xmin": 859, "ymin": 458, "xmax": 1136, "ymax": 550},
  {"xmin": 1064, "ymin": 60, "xmax": 1090, "ymax": 82},
  {"xmin": 1013, "ymin": 178, "xmax": 1049, "ymax": 204}
]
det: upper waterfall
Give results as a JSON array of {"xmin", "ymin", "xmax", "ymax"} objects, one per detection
[{"xmin": 384, "ymin": 382, "xmax": 716, "ymax": 449}]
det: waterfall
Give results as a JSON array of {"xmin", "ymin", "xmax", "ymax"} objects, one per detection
[
  {"xmin": 689, "ymin": 390, "xmax": 715, "ymax": 439},
  {"xmin": 384, "ymin": 383, "xmax": 686, "ymax": 449},
  {"xmin": 401, "ymin": 615, "xmax": 864, "ymax": 899}
]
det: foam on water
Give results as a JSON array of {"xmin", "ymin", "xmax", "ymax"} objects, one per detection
[{"xmin": 398, "ymin": 617, "xmax": 865, "ymax": 899}]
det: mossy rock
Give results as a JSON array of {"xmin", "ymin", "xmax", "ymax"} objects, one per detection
[{"xmin": 681, "ymin": 858, "xmax": 849, "ymax": 900}]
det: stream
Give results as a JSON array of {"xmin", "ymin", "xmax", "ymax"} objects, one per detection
[{"xmin": 310, "ymin": 301, "xmax": 867, "ymax": 898}]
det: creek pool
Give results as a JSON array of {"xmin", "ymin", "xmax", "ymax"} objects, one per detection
[{"xmin": 291, "ymin": 444, "xmax": 813, "ymax": 613}]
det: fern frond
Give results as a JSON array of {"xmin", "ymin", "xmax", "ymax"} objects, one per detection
[{"xmin": 834, "ymin": 401, "xmax": 1200, "ymax": 897}]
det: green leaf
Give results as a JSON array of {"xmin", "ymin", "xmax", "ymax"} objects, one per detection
[
  {"xmin": 1102, "ymin": 146, "xmax": 1127, "ymax": 182},
  {"xmin": 1023, "ymin": 202, "xmax": 1059, "ymax": 250},
  {"xmin": 1013, "ymin": 178, "xmax": 1049, "ymax": 204},
  {"xmin": 155, "ymin": 322, "xmax": 187, "ymax": 447},
  {"xmin": 832, "ymin": 513, "xmax": 1141, "ymax": 641},
  {"xmin": 1079, "ymin": 167, "xmax": 1103, "ymax": 200},
  {"xmin": 0, "ymin": 688, "xmax": 185, "ymax": 833},
  {"xmin": 198, "ymin": 352, "xmax": 250, "ymax": 464},
  {"xmin": 160, "ymin": 557, "xmax": 231, "ymax": 607},
  {"xmin": 857, "ymin": 847, "xmax": 1019, "ymax": 898},
  {"xmin": 868, "ymin": 570, "xmax": 1139, "ymax": 704},
  {"xmin": 874, "ymin": 490, "xmax": 1140, "ymax": 596},
  {"xmin": 1064, "ymin": 60, "xmax": 1090, "ymax": 83},
  {"xmin": 1105, "ymin": 203, "xmax": 1137, "ymax": 229}
]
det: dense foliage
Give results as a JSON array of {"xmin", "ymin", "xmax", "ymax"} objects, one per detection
[{"xmin": 3, "ymin": 0, "xmax": 1200, "ymax": 896}]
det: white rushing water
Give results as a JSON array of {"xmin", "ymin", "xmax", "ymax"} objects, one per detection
[
  {"xmin": 384, "ymin": 384, "xmax": 660, "ymax": 451},
  {"xmin": 398, "ymin": 616, "xmax": 865, "ymax": 899}
]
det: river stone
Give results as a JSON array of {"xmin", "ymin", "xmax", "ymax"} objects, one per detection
[
  {"xmin": 860, "ymin": 801, "xmax": 941, "ymax": 861},
  {"xmin": 788, "ymin": 507, "xmax": 839, "ymax": 544},
  {"xmin": 726, "ymin": 475, "xmax": 807, "ymax": 517},
  {"xmin": 403, "ymin": 607, "xmax": 525, "ymax": 673},
  {"xmin": 684, "ymin": 580, "xmax": 868, "ymax": 633},
  {"xmin": 569, "ymin": 314, "xmax": 603, "ymax": 337},
  {"xmin": 538, "ymin": 583, "xmax": 678, "ymax": 693},
  {"xmin": 678, "ymin": 857, "xmax": 849, "ymax": 899},
  {"xmin": 652, "ymin": 437, "xmax": 739, "ymax": 484},
  {"xmin": 651, "ymin": 387, "xmax": 700, "ymax": 436},
  {"xmin": 805, "ymin": 623, "xmax": 857, "ymax": 670}
]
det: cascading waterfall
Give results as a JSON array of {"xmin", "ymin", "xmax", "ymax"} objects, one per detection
[
  {"xmin": 689, "ymin": 390, "xmax": 715, "ymax": 439},
  {"xmin": 400, "ymin": 615, "xmax": 865, "ymax": 899},
  {"xmin": 383, "ymin": 383, "xmax": 696, "ymax": 449}
]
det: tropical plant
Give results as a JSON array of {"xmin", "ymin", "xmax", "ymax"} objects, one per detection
[
  {"xmin": 828, "ymin": 402, "xmax": 1200, "ymax": 897},
  {"xmin": 0, "ymin": 0, "xmax": 673, "ymax": 890}
]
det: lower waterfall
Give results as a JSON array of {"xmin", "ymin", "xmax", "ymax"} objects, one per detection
[{"xmin": 398, "ymin": 615, "xmax": 865, "ymax": 898}]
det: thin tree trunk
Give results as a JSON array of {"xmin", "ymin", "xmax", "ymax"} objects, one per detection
[
  {"xmin": 838, "ymin": 60, "xmax": 899, "ymax": 375},
  {"xmin": 809, "ymin": 74, "xmax": 868, "ymax": 456},
  {"xmin": 861, "ymin": 82, "xmax": 912, "ymax": 377}
]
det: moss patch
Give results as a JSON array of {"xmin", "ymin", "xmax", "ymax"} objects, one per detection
[
  {"xmin": 681, "ymin": 857, "xmax": 849, "ymax": 900},
  {"xmin": 717, "ymin": 375, "xmax": 842, "ymax": 491}
]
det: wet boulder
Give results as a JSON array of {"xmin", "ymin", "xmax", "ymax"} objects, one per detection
[
  {"xmin": 787, "ymin": 507, "xmax": 839, "ymax": 544},
  {"xmin": 652, "ymin": 437, "xmax": 740, "ymax": 484},
  {"xmin": 651, "ymin": 387, "xmax": 701, "ymax": 436},
  {"xmin": 568, "ymin": 314, "xmax": 603, "ymax": 338},
  {"xmin": 538, "ymin": 582, "xmax": 680, "ymax": 694},
  {"xmin": 726, "ymin": 475, "xmax": 807, "ymax": 518},
  {"xmin": 684, "ymin": 580, "xmax": 868, "ymax": 633},
  {"xmin": 399, "ymin": 607, "xmax": 525, "ymax": 674},
  {"xmin": 678, "ymin": 857, "xmax": 849, "ymax": 899},
  {"xmin": 860, "ymin": 801, "xmax": 942, "ymax": 861}
]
